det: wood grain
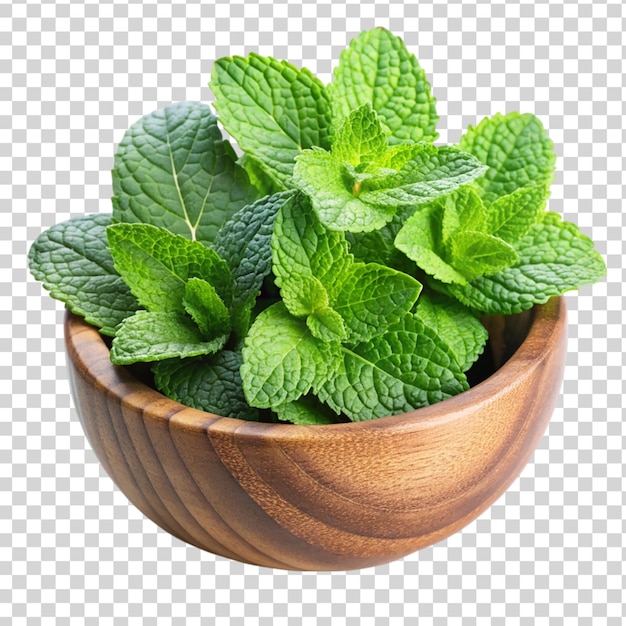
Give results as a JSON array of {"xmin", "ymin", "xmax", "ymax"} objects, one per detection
[{"xmin": 64, "ymin": 297, "xmax": 567, "ymax": 571}]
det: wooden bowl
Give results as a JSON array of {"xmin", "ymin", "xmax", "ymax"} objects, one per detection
[{"xmin": 65, "ymin": 296, "xmax": 567, "ymax": 571}]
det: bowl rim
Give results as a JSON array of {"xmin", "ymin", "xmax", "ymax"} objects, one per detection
[{"xmin": 65, "ymin": 296, "xmax": 567, "ymax": 440}]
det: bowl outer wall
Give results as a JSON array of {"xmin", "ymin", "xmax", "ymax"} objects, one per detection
[{"xmin": 64, "ymin": 296, "xmax": 568, "ymax": 571}]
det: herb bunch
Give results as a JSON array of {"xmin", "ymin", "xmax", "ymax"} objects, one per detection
[{"xmin": 29, "ymin": 28, "xmax": 606, "ymax": 424}]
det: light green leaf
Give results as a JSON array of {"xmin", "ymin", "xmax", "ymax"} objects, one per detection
[
  {"xmin": 183, "ymin": 277, "xmax": 231, "ymax": 340},
  {"xmin": 440, "ymin": 187, "xmax": 487, "ymax": 240},
  {"xmin": 458, "ymin": 112, "xmax": 556, "ymax": 205},
  {"xmin": 293, "ymin": 143, "xmax": 486, "ymax": 233},
  {"xmin": 448, "ymin": 230, "xmax": 519, "ymax": 280},
  {"xmin": 359, "ymin": 144, "xmax": 488, "ymax": 208},
  {"xmin": 214, "ymin": 191, "xmax": 295, "ymax": 306},
  {"xmin": 414, "ymin": 291, "xmax": 488, "ymax": 372},
  {"xmin": 106, "ymin": 223, "xmax": 232, "ymax": 312},
  {"xmin": 275, "ymin": 396, "xmax": 339, "ymax": 425},
  {"xmin": 485, "ymin": 183, "xmax": 550, "ymax": 244},
  {"xmin": 110, "ymin": 310, "xmax": 228, "ymax": 365},
  {"xmin": 332, "ymin": 104, "xmax": 388, "ymax": 166},
  {"xmin": 306, "ymin": 307, "xmax": 348, "ymax": 342},
  {"xmin": 28, "ymin": 214, "xmax": 140, "ymax": 336},
  {"xmin": 238, "ymin": 154, "xmax": 285, "ymax": 197},
  {"xmin": 240, "ymin": 302, "xmax": 341, "ymax": 409},
  {"xmin": 318, "ymin": 314, "xmax": 468, "ymax": 421},
  {"xmin": 152, "ymin": 351, "xmax": 260, "ymax": 421},
  {"xmin": 111, "ymin": 102, "xmax": 258, "ymax": 245},
  {"xmin": 447, "ymin": 213, "xmax": 607, "ymax": 314},
  {"xmin": 394, "ymin": 205, "xmax": 469, "ymax": 285},
  {"xmin": 280, "ymin": 275, "xmax": 329, "ymax": 318},
  {"xmin": 330, "ymin": 27, "xmax": 439, "ymax": 144},
  {"xmin": 210, "ymin": 54, "xmax": 333, "ymax": 186},
  {"xmin": 271, "ymin": 193, "xmax": 352, "ymax": 288},
  {"xmin": 293, "ymin": 148, "xmax": 396, "ymax": 233},
  {"xmin": 331, "ymin": 262, "xmax": 422, "ymax": 343}
]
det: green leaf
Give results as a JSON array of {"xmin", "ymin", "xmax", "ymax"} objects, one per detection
[
  {"xmin": 275, "ymin": 396, "xmax": 339, "ymax": 425},
  {"xmin": 240, "ymin": 302, "xmax": 340, "ymax": 409},
  {"xmin": 153, "ymin": 351, "xmax": 260, "ymax": 421},
  {"xmin": 330, "ymin": 27, "xmax": 439, "ymax": 144},
  {"xmin": 485, "ymin": 183, "xmax": 550, "ymax": 244},
  {"xmin": 331, "ymin": 262, "xmax": 422, "ymax": 343},
  {"xmin": 280, "ymin": 275, "xmax": 329, "ymax": 318},
  {"xmin": 293, "ymin": 143, "xmax": 486, "ymax": 233},
  {"xmin": 358, "ymin": 144, "xmax": 488, "ymax": 208},
  {"xmin": 394, "ymin": 205, "xmax": 469, "ymax": 285},
  {"xmin": 306, "ymin": 307, "xmax": 348, "ymax": 343},
  {"xmin": 110, "ymin": 310, "xmax": 228, "ymax": 365},
  {"xmin": 446, "ymin": 213, "xmax": 607, "ymax": 314},
  {"xmin": 414, "ymin": 291, "xmax": 488, "ymax": 372},
  {"xmin": 448, "ymin": 230, "xmax": 519, "ymax": 280},
  {"xmin": 318, "ymin": 314, "xmax": 468, "ymax": 421},
  {"xmin": 332, "ymin": 104, "xmax": 388, "ymax": 166},
  {"xmin": 458, "ymin": 112, "xmax": 556, "ymax": 205},
  {"xmin": 271, "ymin": 193, "xmax": 352, "ymax": 288},
  {"xmin": 230, "ymin": 292, "xmax": 257, "ymax": 346},
  {"xmin": 214, "ymin": 191, "xmax": 295, "ymax": 306},
  {"xmin": 28, "ymin": 214, "xmax": 139, "ymax": 336},
  {"xmin": 111, "ymin": 101, "xmax": 258, "ymax": 245},
  {"xmin": 292, "ymin": 148, "xmax": 396, "ymax": 233},
  {"xmin": 238, "ymin": 154, "xmax": 285, "ymax": 196},
  {"xmin": 210, "ymin": 54, "xmax": 333, "ymax": 186},
  {"xmin": 107, "ymin": 223, "xmax": 232, "ymax": 312},
  {"xmin": 183, "ymin": 278, "xmax": 231, "ymax": 339},
  {"xmin": 440, "ymin": 187, "xmax": 487, "ymax": 240}
]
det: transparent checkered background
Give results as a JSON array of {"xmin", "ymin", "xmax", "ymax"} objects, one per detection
[{"xmin": 2, "ymin": 0, "xmax": 624, "ymax": 623}]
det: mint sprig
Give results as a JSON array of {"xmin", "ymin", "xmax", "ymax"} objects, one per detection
[{"xmin": 28, "ymin": 28, "xmax": 606, "ymax": 425}]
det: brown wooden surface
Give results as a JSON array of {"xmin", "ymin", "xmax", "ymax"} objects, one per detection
[{"xmin": 64, "ymin": 297, "xmax": 568, "ymax": 571}]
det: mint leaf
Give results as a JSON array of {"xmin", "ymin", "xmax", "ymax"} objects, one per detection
[
  {"xmin": 112, "ymin": 102, "xmax": 258, "ymax": 245},
  {"xmin": 446, "ymin": 213, "xmax": 607, "ymax": 314},
  {"xmin": 28, "ymin": 214, "xmax": 139, "ymax": 336},
  {"xmin": 238, "ymin": 154, "xmax": 284, "ymax": 197},
  {"xmin": 330, "ymin": 27, "xmax": 439, "ymax": 144},
  {"xmin": 280, "ymin": 275, "xmax": 329, "ymax": 318},
  {"xmin": 458, "ymin": 112, "xmax": 556, "ymax": 205},
  {"xmin": 394, "ymin": 205, "xmax": 469, "ymax": 285},
  {"xmin": 210, "ymin": 54, "xmax": 333, "ymax": 186},
  {"xmin": 271, "ymin": 193, "xmax": 351, "ymax": 288},
  {"xmin": 448, "ymin": 230, "xmax": 518, "ymax": 280},
  {"xmin": 414, "ymin": 292, "xmax": 488, "ymax": 372},
  {"xmin": 152, "ymin": 351, "xmax": 259, "ymax": 421},
  {"xmin": 358, "ymin": 145, "xmax": 488, "ymax": 208},
  {"xmin": 107, "ymin": 223, "xmax": 232, "ymax": 312},
  {"xmin": 110, "ymin": 310, "xmax": 228, "ymax": 365},
  {"xmin": 331, "ymin": 263, "xmax": 422, "ymax": 343},
  {"xmin": 275, "ymin": 396, "xmax": 339, "ymax": 425},
  {"xmin": 485, "ymin": 183, "xmax": 550, "ymax": 244},
  {"xmin": 306, "ymin": 307, "xmax": 347, "ymax": 343},
  {"xmin": 240, "ymin": 302, "xmax": 340, "ymax": 409},
  {"xmin": 292, "ymin": 148, "xmax": 396, "ymax": 233},
  {"xmin": 318, "ymin": 314, "xmax": 468, "ymax": 421},
  {"xmin": 214, "ymin": 191, "xmax": 295, "ymax": 306},
  {"xmin": 440, "ymin": 187, "xmax": 487, "ymax": 240},
  {"xmin": 183, "ymin": 277, "xmax": 231, "ymax": 339},
  {"xmin": 332, "ymin": 104, "xmax": 388, "ymax": 166}
]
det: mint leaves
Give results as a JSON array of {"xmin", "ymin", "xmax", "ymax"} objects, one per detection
[
  {"xmin": 292, "ymin": 106, "xmax": 487, "ymax": 233},
  {"xmin": 29, "ymin": 28, "xmax": 606, "ymax": 426}
]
